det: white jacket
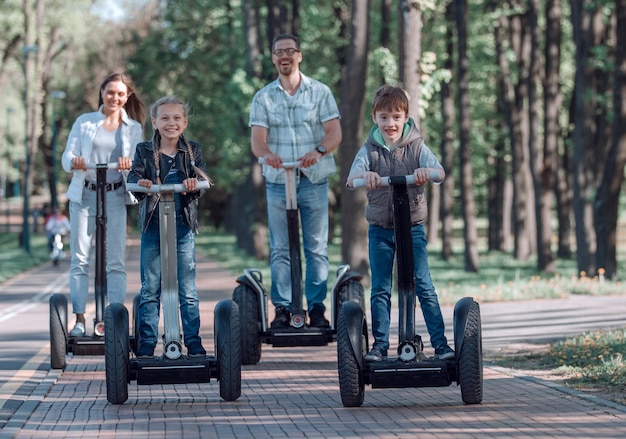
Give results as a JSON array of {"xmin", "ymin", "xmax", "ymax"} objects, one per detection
[{"xmin": 61, "ymin": 106, "xmax": 143, "ymax": 204}]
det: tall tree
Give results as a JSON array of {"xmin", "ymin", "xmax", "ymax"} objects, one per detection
[
  {"xmin": 454, "ymin": 0, "xmax": 479, "ymax": 272},
  {"xmin": 595, "ymin": 0, "xmax": 626, "ymax": 279},
  {"xmin": 398, "ymin": 0, "xmax": 422, "ymax": 127},
  {"xmin": 339, "ymin": 0, "xmax": 370, "ymax": 278},
  {"xmin": 570, "ymin": 0, "xmax": 601, "ymax": 275},
  {"xmin": 439, "ymin": 0, "xmax": 456, "ymax": 261},
  {"xmin": 537, "ymin": 0, "xmax": 562, "ymax": 272}
]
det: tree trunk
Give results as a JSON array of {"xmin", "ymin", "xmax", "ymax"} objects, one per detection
[
  {"xmin": 537, "ymin": 0, "xmax": 562, "ymax": 272},
  {"xmin": 440, "ymin": 1, "xmax": 455, "ymax": 261},
  {"xmin": 594, "ymin": 0, "xmax": 626, "ymax": 279},
  {"xmin": 454, "ymin": 0, "xmax": 479, "ymax": 272},
  {"xmin": 399, "ymin": 0, "xmax": 422, "ymax": 127},
  {"xmin": 570, "ymin": 0, "xmax": 599, "ymax": 275},
  {"xmin": 339, "ymin": 0, "xmax": 370, "ymax": 280}
]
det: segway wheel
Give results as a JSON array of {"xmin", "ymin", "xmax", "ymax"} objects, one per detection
[
  {"xmin": 337, "ymin": 279, "xmax": 365, "ymax": 309},
  {"xmin": 131, "ymin": 293, "xmax": 141, "ymax": 354},
  {"xmin": 104, "ymin": 303, "xmax": 130, "ymax": 404},
  {"xmin": 49, "ymin": 293, "xmax": 68, "ymax": 370},
  {"xmin": 215, "ymin": 299, "xmax": 242, "ymax": 402},
  {"xmin": 458, "ymin": 300, "xmax": 483, "ymax": 404},
  {"xmin": 337, "ymin": 303, "xmax": 366, "ymax": 407},
  {"xmin": 233, "ymin": 284, "xmax": 262, "ymax": 365}
]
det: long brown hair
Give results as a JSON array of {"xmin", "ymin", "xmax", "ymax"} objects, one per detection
[{"xmin": 98, "ymin": 73, "xmax": 146, "ymax": 126}]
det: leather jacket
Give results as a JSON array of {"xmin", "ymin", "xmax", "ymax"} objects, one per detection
[{"xmin": 127, "ymin": 138, "xmax": 207, "ymax": 233}]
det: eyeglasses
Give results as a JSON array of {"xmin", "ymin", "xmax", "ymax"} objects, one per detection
[{"xmin": 273, "ymin": 48, "xmax": 300, "ymax": 56}]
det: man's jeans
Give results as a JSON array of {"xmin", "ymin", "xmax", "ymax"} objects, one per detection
[
  {"xmin": 266, "ymin": 176, "xmax": 329, "ymax": 312},
  {"xmin": 69, "ymin": 186, "xmax": 127, "ymax": 314},
  {"xmin": 368, "ymin": 223, "xmax": 449, "ymax": 352}
]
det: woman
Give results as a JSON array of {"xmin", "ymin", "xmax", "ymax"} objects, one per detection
[{"xmin": 61, "ymin": 73, "xmax": 145, "ymax": 337}]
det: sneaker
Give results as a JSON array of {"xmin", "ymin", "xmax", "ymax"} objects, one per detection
[
  {"xmin": 69, "ymin": 322, "xmax": 85, "ymax": 337},
  {"xmin": 435, "ymin": 346, "xmax": 455, "ymax": 360},
  {"xmin": 364, "ymin": 346, "xmax": 387, "ymax": 362},
  {"xmin": 136, "ymin": 343, "xmax": 155, "ymax": 359},
  {"xmin": 270, "ymin": 306, "xmax": 290, "ymax": 328},
  {"xmin": 187, "ymin": 342, "xmax": 206, "ymax": 358},
  {"xmin": 308, "ymin": 304, "xmax": 330, "ymax": 328}
]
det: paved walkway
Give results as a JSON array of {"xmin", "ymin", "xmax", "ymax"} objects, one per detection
[{"xmin": 1, "ymin": 237, "xmax": 626, "ymax": 438}]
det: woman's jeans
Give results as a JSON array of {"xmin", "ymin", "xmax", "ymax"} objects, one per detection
[
  {"xmin": 266, "ymin": 175, "xmax": 329, "ymax": 312},
  {"xmin": 368, "ymin": 223, "xmax": 449, "ymax": 353},
  {"xmin": 69, "ymin": 186, "xmax": 127, "ymax": 314}
]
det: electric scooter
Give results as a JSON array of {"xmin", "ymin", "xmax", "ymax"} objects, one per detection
[
  {"xmin": 233, "ymin": 159, "xmax": 364, "ymax": 365},
  {"xmin": 49, "ymin": 162, "xmax": 118, "ymax": 369},
  {"xmin": 103, "ymin": 181, "xmax": 241, "ymax": 405},
  {"xmin": 50, "ymin": 233, "xmax": 66, "ymax": 266},
  {"xmin": 337, "ymin": 173, "xmax": 483, "ymax": 406}
]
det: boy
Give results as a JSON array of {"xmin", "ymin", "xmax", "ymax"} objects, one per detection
[{"xmin": 346, "ymin": 84, "xmax": 454, "ymax": 361}]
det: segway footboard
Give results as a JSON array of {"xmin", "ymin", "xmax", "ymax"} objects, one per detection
[
  {"xmin": 365, "ymin": 358, "xmax": 455, "ymax": 388},
  {"xmin": 131, "ymin": 356, "xmax": 216, "ymax": 385}
]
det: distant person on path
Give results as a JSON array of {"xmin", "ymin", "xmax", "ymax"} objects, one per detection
[
  {"xmin": 346, "ymin": 84, "xmax": 454, "ymax": 362},
  {"xmin": 45, "ymin": 205, "xmax": 70, "ymax": 252},
  {"xmin": 127, "ymin": 96, "xmax": 210, "ymax": 358},
  {"xmin": 249, "ymin": 33, "xmax": 342, "ymax": 328},
  {"xmin": 61, "ymin": 73, "xmax": 145, "ymax": 337}
]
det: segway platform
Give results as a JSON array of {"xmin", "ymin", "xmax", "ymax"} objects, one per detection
[
  {"xmin": 268, "ymin": 327, "xmax": 331, "ymax": 347},
  {"xmin": 131, "ymin": 355, "xmax": 215, "ymax": 385},
  {"xmin": 366, "ymin": 357, "xmax": 455, "ymax": 389}
]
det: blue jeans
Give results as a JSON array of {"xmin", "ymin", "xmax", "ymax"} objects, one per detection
[
  {"xmin": 368, "ymin": 224, "xmax": 449, "ymax": 353},
  {"xmin": 137, "ymin": 174, "xmax": 201, "ymax": 349},
  {"xmin": 266, "ymin": 176, "xmax": 329, "ymax": 312},
  {"xmin": 69, "ymin": 186, "xmax": 127, "ymax": 314}
]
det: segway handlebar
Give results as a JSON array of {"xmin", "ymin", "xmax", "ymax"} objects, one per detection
[
  {"xmin": 126, "ymin": 181, "xmax": 210, "ymax": 194},
  {"xmin": 352, "ymin": 170, "xmax": 441, "ymax": 189},
  {"xmin": 84, "ymin": 162, "xmax": 121, "ymax": 170},
  {"xmin": 258, "ymin": 157, "xmax": 302, "ymax": 169}
]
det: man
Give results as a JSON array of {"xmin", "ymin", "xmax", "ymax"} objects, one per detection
[{"xmin": 249, "ymin": 33, "xmax": 342, "ymax": 328}]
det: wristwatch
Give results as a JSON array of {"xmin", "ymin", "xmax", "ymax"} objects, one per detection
[{"xmin": 315, "ymin": 145, "xmax": 327, "ymax": 156}]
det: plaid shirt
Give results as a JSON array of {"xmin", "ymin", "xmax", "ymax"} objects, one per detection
[{"xmin": 249, "ymin": 73, "xmax": 340, "ymax": 184}]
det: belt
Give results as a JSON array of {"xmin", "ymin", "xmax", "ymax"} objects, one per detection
[{"xmin": 84, "ymin": 180, "xmax": 123, "ymax": 192}]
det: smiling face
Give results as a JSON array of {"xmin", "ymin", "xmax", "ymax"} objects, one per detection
[
  {"xmin": 272, "ymin": 38, "xmax": 302, "ymax": 77},
  {"xmin": 100, "ymin": 80, "xmax": 129, "ymax": 114},
  {"xmin": 151, "ymin": 103, "xmax": 188, "ymax": 143},
  {"xmin": 372, "ymin": 108, "xmax": 409, "ymax": 146}
]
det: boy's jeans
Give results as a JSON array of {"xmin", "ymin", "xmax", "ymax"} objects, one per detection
[
  {"xmin": 265, "ymin": 176, "xmax": 329, "ymax": 312},
  {"xmin": 368, "ymin": 223, "xmax": 449, "ymax": 353}
]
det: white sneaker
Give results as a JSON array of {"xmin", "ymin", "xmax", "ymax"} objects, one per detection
[{"xmin": 69, "ymin": 322, "xmax": 85, "ymax": 337}]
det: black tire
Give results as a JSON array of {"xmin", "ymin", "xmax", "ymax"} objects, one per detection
[
  {"xmin": 104, "ymin": 303, "xmax": 130, "ymax": 404},
  {"xmin": 49, "ymin": 293, "xmax": 68, "ymax": 370},
  {"xmin": 233, "ymin": 284, "xmax": 262, "ymax": 365},
  {"xmin": 337, "ymin": 304, "xmax": 365, "ymax": 407},
  {"xmin": 216, "ymin": 300, "xmax": 242, "ymax": 401},
  {"xmin": 458, "ymin": 300, "xmax": 483, "ymax": 404},
  {"xmin": 336, "ymin": 279, "xmax": 365, "ymax": 320},
  {"xmin": 131, "ymin": 293, "xmax": 141, "ymax": 354}
]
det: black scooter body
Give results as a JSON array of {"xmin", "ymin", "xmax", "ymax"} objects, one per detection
[
  {"xmin": 233, "ymin": 161, "xmax": 365, "ymax": 364},
  {"xmin": 337, "ymin": 175, "xmax": 483, "ymax": 406},
  {"xmin": 49, "ymin": 164, "xmax": 114, "ymax": 369}
]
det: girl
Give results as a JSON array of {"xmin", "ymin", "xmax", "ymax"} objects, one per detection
[{"xmin": 127, "ymin": 96, "xmax": 209, "ymax": 358}]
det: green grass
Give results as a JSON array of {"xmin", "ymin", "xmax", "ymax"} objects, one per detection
[
  {"xmin": 491, "ymin": 328, "xmax": 626, "ymax": 405},
  {"xmin": 0, "ymin": 232, "xmax": 50, "ymax": 284},
  {"xmin": 195, "ymin": 229, "xmax": 626, "ymax": 307}
]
